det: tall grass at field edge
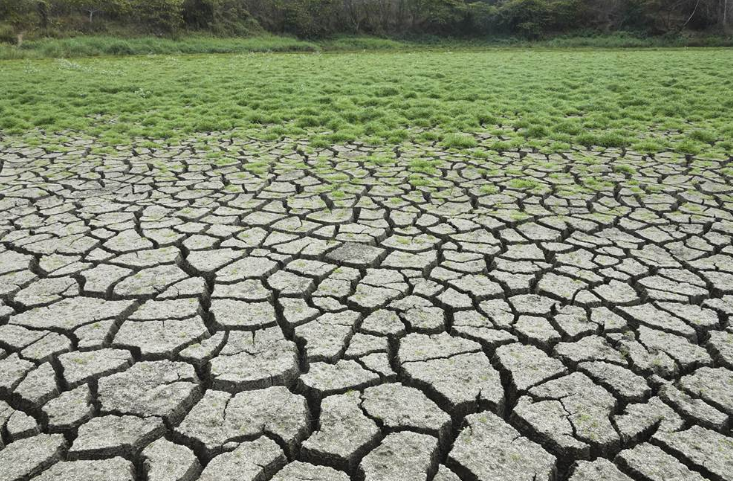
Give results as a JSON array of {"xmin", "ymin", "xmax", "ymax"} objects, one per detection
[
  {"xmin": 0, "ymin": 35, "xmax": 319, "ymax": 60},
  {"xmin": 1, "ymin": 31, "xmax": 732, "ymax": 59}
]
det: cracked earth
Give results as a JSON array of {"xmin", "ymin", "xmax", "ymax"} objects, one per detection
[{"xmin": 1, "ymin": 134, "xmax": 733, "ymax": 481}]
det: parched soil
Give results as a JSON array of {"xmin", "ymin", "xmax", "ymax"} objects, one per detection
[{"xmin": 1, "ymin": 134, "xmax": 732, "ymax": 481}]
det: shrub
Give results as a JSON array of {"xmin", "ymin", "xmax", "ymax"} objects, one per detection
[
  {"xmin": 131, "ymin": 0, "xmax": 186, "ymax": 33},
  {"xmin": 280, "ymin": 0, "xmax": 341, "ymax": 38},
  {"xmin": 0, "ymin": 23, "xmax": 16, "ymax": 44},
  {"xmin": 495, "ymin": 0, "xmax": 584, "ymax": 38}
]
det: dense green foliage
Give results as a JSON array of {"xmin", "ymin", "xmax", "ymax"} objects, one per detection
[
  {"xmin": 2, "ymin": 49, "xmax": 732, "ymax": 159},
  {"xmin": 0, "ymin": 0, "xmax": 730, "ymax": 40}
]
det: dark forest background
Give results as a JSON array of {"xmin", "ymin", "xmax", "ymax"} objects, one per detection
[{"xmin": 1, "ymin": 0, "xmax": 731, "ymax": 42}]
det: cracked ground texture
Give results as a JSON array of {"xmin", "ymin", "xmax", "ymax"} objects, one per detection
[{"xmin": 0, "ymin": 134, "xmax": 732, "ymax": 481}]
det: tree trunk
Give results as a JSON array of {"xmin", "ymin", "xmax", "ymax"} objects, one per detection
[
  {"xmin": 89, "ymin": 10, "xmax": 95, "ymax": 23},
  {"xmin": 681, "ymin": 0, "xmax": 701, "ymax": 30}
]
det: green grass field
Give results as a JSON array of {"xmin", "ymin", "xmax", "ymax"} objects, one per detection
[{"xmin": 2, "ymin": 49, "xmax": 732, "ymax": 158}]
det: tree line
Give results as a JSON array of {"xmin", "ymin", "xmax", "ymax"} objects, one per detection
[{"xmin": 1, "ymin": 0, "xmax": 730, "ymax": 40}]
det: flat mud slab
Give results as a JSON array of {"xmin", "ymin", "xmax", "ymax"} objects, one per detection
[{"xmin": 1, "ymin": 135, "xmax": 732, "ymax": 481}]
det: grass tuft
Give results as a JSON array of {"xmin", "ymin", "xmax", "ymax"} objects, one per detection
[{"xmin": 442, "ymin": 134, "xmax": 478, "ymax": 149}]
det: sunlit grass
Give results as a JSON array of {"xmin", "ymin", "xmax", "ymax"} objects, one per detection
[{"xmin": 1, "ymin": 49, "xmax": 732, "ymax": 158}]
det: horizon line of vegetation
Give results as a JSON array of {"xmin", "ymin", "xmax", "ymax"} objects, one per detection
[{"xmin": 1, "ymin": 31, "xmax": 733, "ymax": 60}]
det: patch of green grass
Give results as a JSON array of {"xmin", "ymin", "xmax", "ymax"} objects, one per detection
[
  {"xmin": 3, "ymin": 31, "xmax": 733, "ymax": 61},
  {"xmin": 677, "ymin": 139, "xmax": 705, "ymax": 155},
  {"xmin": 442, "ymin": 133, "xmax": 478, "ymax": 149},
  {"xmin": 613, "ymin": 164, "xmax": 637, "ymax": 175},
  {"xmin": 364, "ymin": 155, "xmax": 394, "ymax": 166},
  {"xmin": 631, "ymin": 139, "xmax": 667, "ymax": 153},
  {"xmin": 321, "ymin": 36, "xmax": 408, "ymax": 51},
  {"xmin": 538, "ymin": 31, "xmax": 733, "ymax": 49},
  {"xmin": 508, "ymin": 178, "xmax": 541, "ymax": 190},
  {"xmin": 409, "ymin": 159, "xmax": 442, "ymax": 175},
  {"xmin": 688, "ymin": 129, "xmax": 717, "ymax": 143},
  {"xmin": 480, "ymin": 185, "xmax": 500, "ymax": 194},
  {"xmin": 1, "ymin": 49, "xmax": 732, "ymax": 158},
  {"xmin": 408, "ymin": 174, "xmax": 433, "ymax": 187},
  {"xmin": 1, "ymin": 35, "xmax": 318, "ymax": 60}
]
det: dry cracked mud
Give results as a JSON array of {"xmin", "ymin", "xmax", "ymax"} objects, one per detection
[{"xmin": 1, "ymin": 133, "xmax": 733, "ymax": 481}]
